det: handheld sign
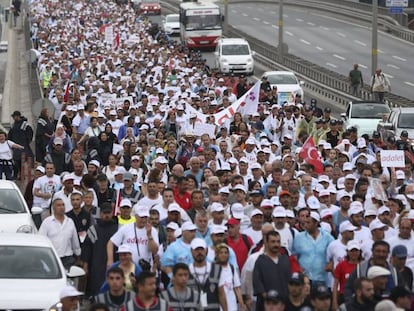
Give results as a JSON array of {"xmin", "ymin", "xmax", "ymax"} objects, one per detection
[{"xmin": 380, "ymin": 150, "xmax": 404, "ymax": 167}]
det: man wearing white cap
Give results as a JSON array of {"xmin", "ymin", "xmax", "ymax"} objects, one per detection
[
  {"xmin": 187, "ymin": 238, "xmax": 228, "ymax": 311},
  {"xmin": 243, "ymin": 209, "xmax": 264, "ymax": 245},
  {"xmin": 360, "ymin": 219, "xmax": 387, "ymax": 259},
  {"xmin": 53, "ymin": 173, "xmax": 75, "ymax": 213},
  {"xmin": 50, "ymin": 285, "xmax": 83, "ymax": 311},
  {"xmin": 347, "ymin": 201, "xmax": 371, "ymax": 245},
  {"xmin": 293, "ymin": 211, "xmax": 334, "ymax": 287},
  {"xmin": 326, "ymin": 221, "xmax": 358, "ymax": 275},
  {"xmin": 207, "ymin": 225, "xmax": 239, "ymax": 269},
  {"xmin": 344, "ymin": 241, "xmax": 403, "ymax": 301},
  {"xmin": 72, "ymin": 103, "xmax": 90, "ymax": 140},
  {"xmin": 33, "ymin": 162, "xmax": 62, "ymax": 220},
  {"xmin": 107, "ymin": 205, "xmax": 159, "ymax": 267}
]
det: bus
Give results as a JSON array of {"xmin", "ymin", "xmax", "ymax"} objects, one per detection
[{"xmin": 179, "ymin": 0, "xmax": 222, "ymax": 49}]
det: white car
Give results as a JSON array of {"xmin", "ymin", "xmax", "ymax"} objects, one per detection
[
  {"xmin": 342, "ymin": 101, "xmax": 391, "ymax": 136},
  {"xmin": 262, "ymin": 71, "xmax": 305, "ymax": 104},
  {"xmin": 0, "ymin": 180, "xmax": 42, "ymax": 233},
  {"xmin": 214, "ymin": 38, "xmax": 255, "ymax": 75},
  {"xmin": 0, "ymin": 233, "xmax": 85, "ymax": 310},
  {"xmin": 163, "ymin": 14, "xmax": 180, "ymax": 35}
]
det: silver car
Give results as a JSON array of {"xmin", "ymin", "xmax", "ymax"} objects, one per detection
[{"xmin": 0, "ymin": 180, "xmax": 42, "ymax": 233}]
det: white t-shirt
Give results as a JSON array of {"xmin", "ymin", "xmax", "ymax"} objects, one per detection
[
  {"xmin": 219, "ymin": 264, "xmax": 241, "ymax": 311},
  {"xmin": 326, "ymin": 239, "xmax": 347, "ymax": 268},
  {"xmin": 110, "ymin": 223, "xmax": 159, "ymax": 264},
  {"xmin": 242, "ymin": 227, "xmax": 262, "ymax": 245},
  {"xmin": 137, "ymin": 196, "xmax": 163, "ymax": 210},
  {"xmin": 108, "ymin": 119, "xmax": 124, "ymax": 137},
  {"xmin": 33, "ymin": 174, "xmax": 62, "ymax": 208},
  {"xmin": 353, "ymin": 226, "xmax": 372, "ymax": 246},
  {"xmin": 0, "ymin": 140, "xmax": 15, "ymax": 160}
]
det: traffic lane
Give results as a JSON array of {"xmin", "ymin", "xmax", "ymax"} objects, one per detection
[
  {"xmin": 228, "ymin": 3, "xmax": 414, "ymax": 99},
  {"xmin": 202, "ymin": 51, "xmax": 345, "ymax": 117},
  {"xmin": 229, "ymin": 4, "xmax": 412, "ymax": 98}
]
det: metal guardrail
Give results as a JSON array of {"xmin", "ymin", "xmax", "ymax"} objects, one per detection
[
  {"xmin": 23, "ymin": 1, "xmax": 43, "ymax": 110},
  {"xmin": 162, "ymin": 0, "xmax": 413, "ymax": 108}
]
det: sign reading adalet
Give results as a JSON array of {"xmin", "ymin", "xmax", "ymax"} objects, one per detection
[{"xmin": 380, "ymin": 150, "xmax": 405, "ymax": 167}]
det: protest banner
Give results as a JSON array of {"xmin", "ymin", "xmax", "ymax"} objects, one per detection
[{"xmin": 380, "ymin": 150, "xmax": 405, "ymax": 167}]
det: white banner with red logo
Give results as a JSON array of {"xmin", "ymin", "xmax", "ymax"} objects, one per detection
[{"xmin": 185, "ymin": 81, "xmax": 260, "ymax": 127}]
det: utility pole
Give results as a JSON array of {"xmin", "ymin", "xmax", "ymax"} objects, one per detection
[
  {"xmin": 371, "ymin": 0, "xmax": 378, "ymax": 75},
  {"xmin": 224, "ymin": 0, "xmax": 228, "ymax": 35},
  {"xmin": 278, "ymin": 0, "xmax": 284, "ymax": 62}
]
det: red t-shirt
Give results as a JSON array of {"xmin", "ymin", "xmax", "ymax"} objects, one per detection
[
  {"xmin": 174, "ymin": 189, "xmax": 192, "ymax": 211},
  {"xmin": 227, "ymin": 234, "xmax": 253, "ymax": 270},
  {"xmin": 333, "ymin": 260, "xmax": 357, "ymax": 294}
]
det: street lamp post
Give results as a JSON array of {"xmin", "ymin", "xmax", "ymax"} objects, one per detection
[
  {"xmin": 278, "ymin": 0, "xmax": 284, "ymax": 62},
  {"xmin": 224, "ymin": 0, "xmax": 229, "ymax": 35},
  {"xmin": 371, "ymin": 0, "xmax": 378, "ymax": 75}
]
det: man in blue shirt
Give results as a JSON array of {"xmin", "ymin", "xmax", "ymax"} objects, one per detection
[{"xmin": 293, "ymin": 211, "xmax": 334, "ymax": 287}]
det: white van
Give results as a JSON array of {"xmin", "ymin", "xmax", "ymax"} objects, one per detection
[{"xmin": 214, "ymin": 38, "xmax": 255, "ymax": 75}]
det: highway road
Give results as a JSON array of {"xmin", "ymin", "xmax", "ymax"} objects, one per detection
[{"xmin": 225, "ymin": 2, "xmax": 414, "ymax": 100}]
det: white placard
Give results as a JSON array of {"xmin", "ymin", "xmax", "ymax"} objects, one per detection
[
  {"xmin": 380, "ymin": 150, "xmax": 405, "ymax": 167},
  {"xmin": 193, "ymin": 123, "xmax": 216, "ymax": 138},
  {"xmin": 386, "ymin": 0, "xmax": 408, "ymax": 7},
  {"xmin": 105, "ymin": 26, "xmax": 114, "ymax": 45}
]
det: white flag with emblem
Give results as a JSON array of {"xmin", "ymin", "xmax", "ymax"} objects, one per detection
[{"xmin": 237, "ymin": 81, "xmax": 261, "ymax": 116}]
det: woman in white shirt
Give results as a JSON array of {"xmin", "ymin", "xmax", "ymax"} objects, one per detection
[
  {"xmin": 215, "ymin": 243, "xmax": 246, "ymax": 311},
  {"xmin": 0, "ymin": 131, "xmax": 24, "ymax": 180}
]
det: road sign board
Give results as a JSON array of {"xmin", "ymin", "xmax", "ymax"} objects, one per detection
[
  {"xmin": 389, "ymin": 6, "xmax": 404, "ymax": 13},
  {"xmin": 386, "ymin": 0, "xmax": 408, "ymax": 7}
]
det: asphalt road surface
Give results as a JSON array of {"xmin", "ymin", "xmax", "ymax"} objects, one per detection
[{"xmin": 225, "ymin": 3, "xmax": 414, "ymax": 100}]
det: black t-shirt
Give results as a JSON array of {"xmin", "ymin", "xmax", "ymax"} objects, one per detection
[
  {"xmin": 284, "ymin": 298, "xmax": 312, "ymax": 311},
  {"xmin": 109, "ymin": 291, "xmax": 126, "ymax": 306}
]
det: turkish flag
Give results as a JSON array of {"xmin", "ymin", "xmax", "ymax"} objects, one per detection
[{"xmin": 299, "ymin": 136, "xmax": 324, "ymax": 174}]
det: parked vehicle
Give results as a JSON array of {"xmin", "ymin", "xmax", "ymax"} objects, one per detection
[
  {"xmin": 341, "ymin": 101, "xmax": 391, "ymax": 136},
  {"xmin": 0, "ymin": 180, "xmax": 42, "ymax": 233},
  {"xmin": 0, "ymin": 233, "xmax": 85, "ymax": 310},
  {"xmin": 377, "ymin": 107, "xmax": 414, "ymax": 141}
]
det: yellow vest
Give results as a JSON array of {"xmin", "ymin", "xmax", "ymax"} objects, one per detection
[{"xmin": 117, "ymin": 215, "xmax": 136, "ymax": 226}]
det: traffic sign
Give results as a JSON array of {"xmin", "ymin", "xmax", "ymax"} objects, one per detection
[
  {"xmin": 389, "ymin": 6, "xmax": 404, "ymax": 13},
  {"xmin": 386, "ymin": 0, "xmax": 408, "ymax": 8}
]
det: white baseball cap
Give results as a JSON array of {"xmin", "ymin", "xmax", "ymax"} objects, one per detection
[
  {"xmin": 191, "ymin": 238, "xmax": 207, "ymax": 250},
  {"xmin": 339, "ymin": 220, "xmax": 358, "ymax": 233}
]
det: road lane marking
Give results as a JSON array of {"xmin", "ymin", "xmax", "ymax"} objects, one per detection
[
  {"xmin": 263, "ymin": 21, "xmax": 270, "ymax": 25},
  {"xmin": 300, "ymin": 39, "xmax": 311, "ymax": 45},
  {"xmin": 242, "ymin": 13, "xmax": 248, "ymax": 17},
  {"xmin": 384, "ymin": 73, "xmax": 394, "ymax": 79},
  {"xmin": 285, "ymin": 31, "xmax": 294, "ymax": 36},
  {"xmin": 387, "ymin": 64, "xmax": 400, "ymax": 69},
  {"xmin": 405, "ymin": 82, "xmax": 414, "ymax": 87},
  {"xmin": 283, "ymin": 14, "xmax": 289, "ymax": 18},
  {"xmin": 378, "ymin": 49, "xmax": 384, "ymax": 54},
  {"xmin": 354, "ymin": 40, "xmax": 367, "ymax": 46},
  {"xmin": 392, "ymin": 55, "xmax": 407, "ymax": 61},
  {"xmin": 320, "ymin": 26, "xmax": 330, "ymax": 30},
  {"xmin": 316, "ymin": 46, "xmax": 323, "ymax": 51},
  {"xmin": 270, "ymin": 11, "xmax": 276, "ymax": 14},
  {"xmin": 337, "ymin": 32, "xmax": 346, "ymax": 38},
  {"xmin": 326, "ymin": 63, "xmax": 337, "ymax": 68},
  {"xmin": 358, "ymin": 64, "xmax": 368, "ymax": 69},
  {"xmin": 296, "ymin": 18, "xmax": 304, "ymax": 22},
  {"xmin": 307, "ymin": 22, "xmax": 315, "ymax": 26},
  {"xmin": 333, "ymin": 54, "xmax": 346, "ymax": 60},
  {"xmin": 231, "ymin": 10, "xmax": 238, "ymax": 13},
  {"xmin": 247, "ymin": 6, "xmax": 252, "ymax": 9},
  {"xmin": 253, "ymin": 17, "xmax": 261, "ymax": 21},
  {"xmin": 272, "ymin": 25, "xmax": 279, "ymax": 29}
]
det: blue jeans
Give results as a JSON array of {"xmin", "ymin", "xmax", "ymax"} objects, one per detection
[{"xmin": 0, "ymin": 162, "xmax": 14, "ymax": 180}]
